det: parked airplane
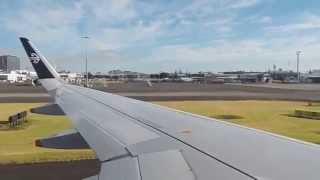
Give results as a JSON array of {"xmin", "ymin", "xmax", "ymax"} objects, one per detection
[{"xmin": 20, "ymin": 37, "xmax": 320, "ymax": 180}]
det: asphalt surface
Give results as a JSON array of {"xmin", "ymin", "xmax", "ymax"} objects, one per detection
[
  {"xmin": 0, "ymin": 84, "xmax": 46, "ymax": 93},
  {"xmin": 1, "ymin": 82, "xmax": 320, "ymax": 179},
  {"xmin": 0, "ymin": 84, "xmax": 51, "ymax": 103},
  {"xmin": 0, "ymin": 160, "xmax": 100, "ymax": 180},
  {"xmin": 238, "ymin": 83, "xmax": 320, "ymax": 91},
  {"xmin": 2, "ymin": 82, "xmax": 320, "ymax": 102}
]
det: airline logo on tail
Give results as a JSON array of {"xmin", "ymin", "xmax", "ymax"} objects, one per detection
[
  {"xmin": 30, "ymin": 53, "xmax": 41, "ymax": 64},
  {"xmin": 20, "ymin": 37, "xmax": 58, "ymax": 79}
]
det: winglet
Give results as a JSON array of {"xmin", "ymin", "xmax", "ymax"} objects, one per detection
[{"xmin": 19, "ymin": 37, "xmax": 59, "ymax": 79}]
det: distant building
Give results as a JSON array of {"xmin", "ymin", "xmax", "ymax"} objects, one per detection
[
  {"xmin": 0, "ymin": 71, "xmax": 27, "ymax": 83},
  {"xmin": 306, "ymin": 70, "xmax": 320, "ymax": 83},
  {"xmin": 0, "ymin": 55, "xmax": 20, "ymax": 73},
  {"xmin": 270, "ymin": 70, "xmax": 297, "ymax": 83},
  {"xmin": 108, "ymin": 69, "xmax": 148, "ymax": 80},
  {"xmin": 216, "ymin": 71, "xmax": 265, "ymax": 83},
  {"xmin": 58, "ymin": 71, "xmax": 82, "ymax": 84}
]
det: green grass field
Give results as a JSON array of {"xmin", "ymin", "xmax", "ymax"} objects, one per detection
[
  {"xmin": 156, "ymin": 100, "xmax": 320, "ymax": 144},
  {"xmin": 0, "ymin": 103, "xmax": 95, "ymax": 165},
  {"xmin": 1, "ymin": 101, "xmax": 320, "ymax": 165}
]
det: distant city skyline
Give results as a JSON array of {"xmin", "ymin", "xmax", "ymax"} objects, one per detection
[{"xmin": 1, "ymin": 0, "xmax": 320, "ymax": 73}]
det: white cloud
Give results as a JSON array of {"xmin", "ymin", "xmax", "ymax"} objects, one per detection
[
  {"xmin": 1, "ymin": 0, "xmax": 165, "ymax": 53},
  {"xmin": 0, "ymin": 0, "xmax": 261, "ymax": 53},
  {"xmin": 228, "ymin": 0, "xmax": 260, "ymax": 9},
  {"xmin": 148, "ymin": 40, "xmax": 266, "ymax": 63},
  {"xmin": 54, "ymin": 49, "xmax": 131, "ymax": 72},
  {"xmin": 144, "ymin": 34, "xmax": 320, "ymax": 72},
  {"xmin": 3, "ymin": 0, "xmax": 320, "ymax": 73},
  {"xmin": 84, "ymin": 0, "xmax": 136, "ymax": 23},
  {"xmin": 259, "ymin": 16, "xmax": 272, "ymax": 24},
  {"xmin": 91, "ymin": 20, "xmax": 165, "ymax": 50},
  {"xmin": 269, "ymin": 22, "xmax": 320, "ymax": 33},
  {"xmin": 267, "ymin": 14, "xmax": 320, "ymax": 33},
  {"xmin": 1, "ymin": 1, "xmax": 84, "ymax": 54}
]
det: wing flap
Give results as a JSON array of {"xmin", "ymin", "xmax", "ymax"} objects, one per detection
[
  {"xmin": 96, "ymin": 149, "xmax": 252, "ymax": 180},
  {"xmin": 35, "ymin": 129, "xmax": 89, "ymax": 149},
  {"xmin": 30, "ymin": 103, "xmax": 65, "ymax": 115},
  {"xmin": 98, "ymin": 150, "xmax": 195, "ymax": 180},
  {"xmin": 99, "ymin": 157, "xmax": 141, "ymax": 180},
  {"xmin": 74, "ymin": 115, "xmax": 129, "ymax": 161},
  {"xmin": 138, "ymin": 150, "xmax": 195, "ymax": 180}
]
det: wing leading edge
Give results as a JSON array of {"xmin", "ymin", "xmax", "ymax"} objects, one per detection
[{"xmin": 20, "ymin": 37, "xmax": 320, "ymax": 180}]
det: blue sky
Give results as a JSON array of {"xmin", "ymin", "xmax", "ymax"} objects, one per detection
[{"xmin": 1, "ymin": 0, "xmax": 320, "ymax": 73}]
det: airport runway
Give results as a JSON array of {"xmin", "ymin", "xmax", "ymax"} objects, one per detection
[
  {"xmin": 0, "ymin": 84, "xmax": 46, "ymax": 93},
  {"xmin": 118, "ymin": 91, "xmax": 320, "ymax": 101},
  {"xmin": 0, "ymin": 160, "xmax": 100, "ymax": 180},
  {"xmin": 111, "ymin": 83, "xmax": 320, "ymax": 101},
  {"xmin": 0, "ymin": 93, "xmax": 51, "ymax": 103},
  {"xmin": 0, "ymin": 93, "xmax": 49, "ymax": 98},
  {"xmin": 2, "ymin": 82, "xmax": 320, "ymax": 102},
  {"xmin": 235, "ymin": 83, "xmax": 320, "ymax": 91}
]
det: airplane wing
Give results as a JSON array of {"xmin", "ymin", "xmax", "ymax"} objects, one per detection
[{"xmin": 20, "ymin": 37, "xmax": 320, "ymax": 180}]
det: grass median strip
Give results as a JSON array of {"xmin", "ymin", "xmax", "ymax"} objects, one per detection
[
  {"xmin": 1, "ymin": 101, "xmax": 320, "ymax": 165},
  {"xmin": 0, "ymin": 103, "xmax": 96, "ymax": 165},
  {"xmin": 156, "ymin": 100, "xmax": 320, "ymax": 144}
]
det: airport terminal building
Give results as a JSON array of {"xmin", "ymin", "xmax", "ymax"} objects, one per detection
[{"xmin": 0, "ymin": 55, "xmax": 20, "ymax": 73}]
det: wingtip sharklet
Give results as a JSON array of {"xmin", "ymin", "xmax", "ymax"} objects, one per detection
[
  {"xmin": 19, "ymin": 37, "xmax": 29, "ymax": 42},
  {"xmin": 19, "ymin": 37, "xmax": 59, "ymax": 79}
]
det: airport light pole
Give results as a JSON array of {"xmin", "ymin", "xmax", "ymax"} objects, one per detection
[
  {"xmin": 296, "ymin": 51, "xmax": 302, "ymax": 82},
  {"xmin": 81, "ymin": 36, "xmax": 90, "ymax": 87}
]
